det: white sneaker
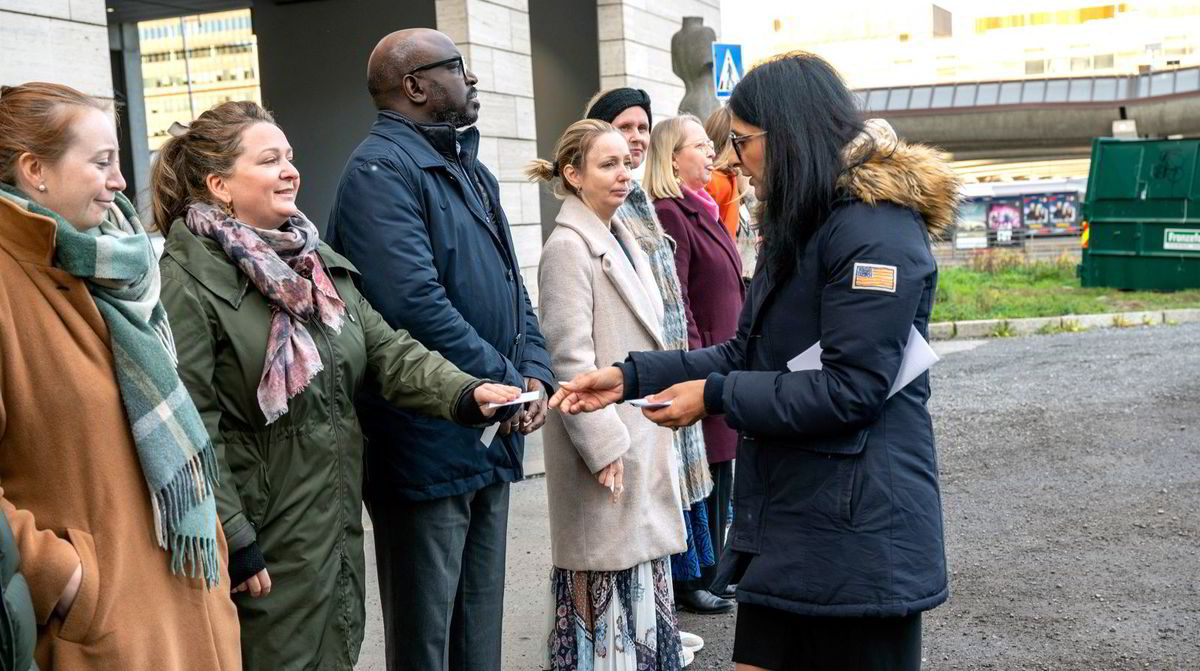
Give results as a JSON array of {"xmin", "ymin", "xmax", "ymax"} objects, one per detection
[
  {"xmin": 679, "ymin": 631, "xmax": 704, "ymax": 652},
  {"xmin": 681, "ymin": 645, "xmax": 695, "ymax": 668}
]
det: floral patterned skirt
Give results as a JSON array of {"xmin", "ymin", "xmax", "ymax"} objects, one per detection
[{"xmin": 544, "ymin": 557, "xmax": 682, "ymax": 671}]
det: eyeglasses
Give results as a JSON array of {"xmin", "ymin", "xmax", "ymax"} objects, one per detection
[
  {"xmin": 406, "ymin": 55, "xmax": 467, "ymax": 81},
  {"xmin": 729, "ymin": 130, "xmax": 767, "ymax": 162}
]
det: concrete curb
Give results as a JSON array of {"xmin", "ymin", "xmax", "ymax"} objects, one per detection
[{"xmin": 931, "ymin": 307, "xmax": 1200, "ymax": 340}]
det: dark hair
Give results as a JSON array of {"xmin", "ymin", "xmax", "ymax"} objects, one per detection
[
  {"xmin": 729, "ymin": 52, "xmax": 864, "ymax": 276},
  {"xmin": 0, "ymin": 82, "xmax": 110, "ymax": 185},
  {"xmin": 150, "ymin": 100, "xmax": 276, "ymax": 233}
]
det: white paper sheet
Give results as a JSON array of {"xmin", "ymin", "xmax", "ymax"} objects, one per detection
[
  {"xmin": 629, "ymin": 398, "xmax": 673, "ymax": 408},
  {"xmin": 479, "ymin": 423, "xmax": 500, "ymax": 447},
  {"xmin": 485, "ymin": 389, "xmax": 544, "ymax": 409},
  {"xmin": 786, "ymin": 325, "xmax": 939, "ymax": 398}
]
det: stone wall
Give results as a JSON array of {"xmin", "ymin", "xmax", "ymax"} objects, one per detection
[
  {"xmin": 597, "ymin": 0, "xmax": 721, "ymax": 122},
  {"xmin": 438, "ymin": 0, "xmax": 544, "ymax": 305},
  {"xmin": 0, "ymin": 0, "xmax": 112, "ymax": 98}
]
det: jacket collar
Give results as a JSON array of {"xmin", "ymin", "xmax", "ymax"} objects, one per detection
[
  {"xmin": 162, "ymin": 217, "xmax": 356, "ymax": 308},
  {"xmin": 838, "ymin": 137, "xmax": 961, "ymax": 236},
  {"xmin": 0, "ymin": 186, "xmax": 58, "ymax": 266},
  {"xmin": 374, "ymin": 110, "xmax": 481, "ymax": 170},
  {"xmin": 555, "ymin": 195, "xmax": 666, "ymax": 349}
]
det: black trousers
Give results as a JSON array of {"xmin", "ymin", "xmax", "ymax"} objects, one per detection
[
  {"xmin": 366, "ymin": 480, "xmax": 510, "ymax": 671},
  {"xmin": 733, "ymin": 603, "xmax": 922, "ymax": 671},
  {"xmin": 679, "ymin": 460, "xmax": 734, "ymax": 592}
]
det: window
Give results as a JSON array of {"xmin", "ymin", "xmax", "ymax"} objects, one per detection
[
  {"xmin": 931, "ymin": 85, "xmax": 954, "ymax": 108},
  {"xmin": 976, "ymin": 83, "xmax": 999, "ymax": 105},
  {"xmin": 1025, "ymin": 59, "xmax": 1046, "ymax": 75},
  {"xmin": 1150, "ymin": 72, "xmax": 1174, "ymax": 96},
  {"xmin": 1022, "ymin": 80, "xmax": 1046, "ymax": 103},
  {"xmin": 1177, "ymin": 69, "xmax": 1200, "ymax": 93},
  {"xmin": 1094, "ymin": 53, "xmax": 1115, "ymax": 69},
  {"xmin": 1071, "ymin": 56, "xmax": 1091, "ymax": 71},
  {"xmin": 886, "ymin": 88, "xmax": 911, "ymax": 110},
  {"xmin": 1068, "ymin": 78, "xmax": 1093, "ymax": 102},
  {"xmin": 1093, "ymin": 77, "xmax": 1118, "ymax": 100},
  {"xmin": 998, "ymin": 81, "xmax": 1023, "ymax": 103},
  {"xmin": 953, "ymin": 84, "xmax": 976, "ymax": 107},
  {"xmin": 867, "ymin": 89, "xmax": 889, "ymax": 110},
  {"xmin": 1045, "ymin": 79, "xmax": 1069, "ymax": 102},
  {"xmin": 909, "ymin": 87, "xmax": 932, "ymax": 108}
]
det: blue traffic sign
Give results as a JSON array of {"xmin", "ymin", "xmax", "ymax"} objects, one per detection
[{"xmin": 712, "ymin": 43, "xmax": 743, "ymax": 99}]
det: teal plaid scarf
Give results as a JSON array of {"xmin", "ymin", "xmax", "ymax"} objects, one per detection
[{"xmin": 0, "ymin": 184, "xmax": 220, "ymax": 586}]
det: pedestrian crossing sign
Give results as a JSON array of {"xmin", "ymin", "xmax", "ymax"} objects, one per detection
[{"xmin": 712, "ymin": 43, "xmax": 743, "ymax": 99}]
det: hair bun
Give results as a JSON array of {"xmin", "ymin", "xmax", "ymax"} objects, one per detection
[
  {"xmin": 167, "ymin": 121, "xmax": 190, "ymax": 138},
  {"xmin": 0, "ymin": 85, "xmax": 12, "ymax": 98}
]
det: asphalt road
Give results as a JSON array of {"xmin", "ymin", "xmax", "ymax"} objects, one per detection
[{"xmin": 357, "ymin": 323, "xmax": 1200, "ymax": 670}]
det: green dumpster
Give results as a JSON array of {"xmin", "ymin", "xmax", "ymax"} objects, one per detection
[{"xmin": 1080, "ymin": 136, "xmax": 1200, "ymax": 291}]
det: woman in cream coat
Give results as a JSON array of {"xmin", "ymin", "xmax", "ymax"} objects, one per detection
[{"xmin": 531, "ymin": 119, "xmax": 685, "ymax": 670}]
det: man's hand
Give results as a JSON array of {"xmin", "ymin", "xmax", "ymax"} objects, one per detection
[
  {"xmin": 641, "ymin": 380, "xmax": 707, "ymax": 428},
  {"xmin": 549, "ymin": 367, "xmax": 624, "ymax": 415},
  {"xmin": 233, "ymin": 568, "xmax": 273, "ymax": 598},
  {"xmin": 518, "ymin": 378, "xmax": 548, "ymax": 434}
]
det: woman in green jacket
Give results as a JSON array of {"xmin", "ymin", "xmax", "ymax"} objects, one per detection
[{"xmin": 151, "ymin": 101, "xmax": 522, "ymax": 671}]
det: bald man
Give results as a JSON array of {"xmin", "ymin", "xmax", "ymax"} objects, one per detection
[{"xmin": 327, "ymin": 28, "xmax": 553, "ymax": 671}]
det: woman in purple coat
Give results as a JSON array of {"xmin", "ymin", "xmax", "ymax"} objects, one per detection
[{"xmin": 644, "ymin": 114, "xmax": 745, "ymax": 606}]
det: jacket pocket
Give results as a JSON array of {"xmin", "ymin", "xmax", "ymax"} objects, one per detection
[
  {"xmin": 57, "ymin": 529, "xmax": 100, "ymax": 644},
  {"xmin": 839, "ymin": 455, "xmax": 863, "ymax": 528},
  {"xmin": 800, "ymin": 427, "xmax": 870, "ymax": 456},
  {"xmin": 730, "ymin": 436, "xmax": 767, "ymax": 554}
]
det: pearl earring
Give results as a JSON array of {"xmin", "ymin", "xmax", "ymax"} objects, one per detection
[{"xmin": 37, "ymin": 184, "xmax": 47, "ymax": 192}]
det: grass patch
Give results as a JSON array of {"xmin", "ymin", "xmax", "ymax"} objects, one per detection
[{"xmin": 933, "ymin": 251, "xmax": 1200, "ymax": 323}]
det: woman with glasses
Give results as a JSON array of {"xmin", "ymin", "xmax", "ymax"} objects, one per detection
[
  {"xmin": 644, "ymin": 115, "xmax": 745, "ymax": 616},
  {"xmin": 551, "ymin": 52, "xmax": 956, "ymax": 670}
]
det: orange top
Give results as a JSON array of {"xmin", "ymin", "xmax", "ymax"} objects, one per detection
[{"xmin": 704, "ymin": 169, "xmax": 741, "ymax": 240}]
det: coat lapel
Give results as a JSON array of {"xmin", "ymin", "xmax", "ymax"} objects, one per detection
[{"xmin": 556, "ymin": 197, "xmax": 666, "ymax": 349}]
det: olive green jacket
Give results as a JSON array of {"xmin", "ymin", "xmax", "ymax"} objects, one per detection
[{"xmin": 159, "ymin": 220, "xmax": 479, "ymax": 671}]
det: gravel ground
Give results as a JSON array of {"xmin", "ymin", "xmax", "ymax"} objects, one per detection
[{"xmin": 678, "ymin": 323, "xmax": 1200, "ymax": 670}]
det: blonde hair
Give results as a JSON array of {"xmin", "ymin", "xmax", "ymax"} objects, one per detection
[
  {"xmin": 150, "ymin": 100, "xmax": 276, "ymax": 233},
  {"xmin": 642, "ymin": 114, "xmax": 702, "ymax": 201},
  {"xmin": 525, "ymin": 119, "xmax": 620, "ymax": 199}
]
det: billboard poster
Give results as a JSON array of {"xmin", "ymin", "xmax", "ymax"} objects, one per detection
[
  {"xmin": 1023, "ymin": 195, "xmax": 1051, "ymax": 236},
  {"xmin": 987, "ymin": 200, "xmax": 1022, "ymax": 246},
  {"xmin": 1047, "ymin": 193, "xmax": 1080, "ymax": 234},
  {"xmin": 955, "ymin": 200, "xmax": 988, "ymax": 249}
]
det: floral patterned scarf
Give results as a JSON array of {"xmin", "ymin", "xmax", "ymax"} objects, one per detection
[{"xmin": 184, "ymin": 202, "xmax": 345, "ymax": 423}]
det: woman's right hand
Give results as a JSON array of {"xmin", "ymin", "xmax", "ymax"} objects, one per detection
[
  {"xmin": 233, "ymin": 568, "xmax": 272, "ymax": 598},
  {"xmin": 595, "ymin": 458, "xmax": 624, "ymax": 502},
  {"xmin": 549, "ymin": 366, "xmax": 624, "ymax": 414},
  {"xmin": 54, "ymin": 562, "xmax": 82, "ymax": 618},
  {"xmin": 473, "ymin": 383, "xmax": 524, "ymax": 418}
]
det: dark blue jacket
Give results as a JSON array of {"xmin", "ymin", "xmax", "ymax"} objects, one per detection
[
  {"xmin": 624, "ymin": 142, "xmax": 958, "ymax": 617},
  {"xmin": 327, "ymin": 111, "xmax": 553, "ymax": 502}
]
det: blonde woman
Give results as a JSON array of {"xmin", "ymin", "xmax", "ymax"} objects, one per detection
[
  {"xmin": 530, "ymin": 119, "xmax": 685, "ymax": 670},
  {"xmin": 644, "ymin": 115, "xmax": 745, "ymax": 611}
]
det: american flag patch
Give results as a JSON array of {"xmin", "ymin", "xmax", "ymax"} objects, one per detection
[{"xmin": 851, "ymin": 262, "xmax": 897, "ymax": 293}]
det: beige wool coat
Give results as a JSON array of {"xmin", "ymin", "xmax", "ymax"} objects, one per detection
[{"xmin": 538, "ymin": 195, "xmax": 686, "ymax": 572}]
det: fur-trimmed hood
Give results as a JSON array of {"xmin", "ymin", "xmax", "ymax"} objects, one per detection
[{"xmin": 837, "ymin": 119, "xmax": 961, "ymax": 236}]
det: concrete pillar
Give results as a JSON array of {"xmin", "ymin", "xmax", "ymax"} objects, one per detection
[
  {"xmin": 436, "ymin": 0, "xmax": 543, "ymax": 306},
  {"xmin": 596, "ymin": 0, "xmax": 721, "ymax": 123},
  {"xmin": 0, "ymin": 0, "xmax": 113, "ymax": 98},
  {"xmin": 109, "ymin": 22, "xmax": 153, "ymax": 216}
]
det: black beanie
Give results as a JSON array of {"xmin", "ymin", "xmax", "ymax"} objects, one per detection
[{"xmin": 585, "ymin": 88, "xmax": 653, "ymax": 128}]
